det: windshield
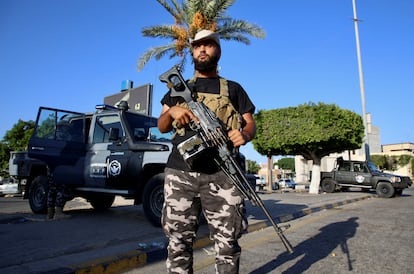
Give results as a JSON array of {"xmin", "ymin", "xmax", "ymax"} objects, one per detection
[
  {"xmin": 124, "ymin": 112, "xmax": 172, "ymax": 142},
  {"xmin": 367, "ymin": 162, "xmax": 380, "ymax": 172},
  {"xmin": 149, "ymin": 127, "xmax": 173, "ymax": 142}
]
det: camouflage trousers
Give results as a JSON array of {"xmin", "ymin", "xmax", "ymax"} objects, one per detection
[
  {"xmin": 47, "ymin": 181, "xmax": 66, "ymax": 208},
  {"xmin": 162, "ymin": 167, "xmax": 245, "ymax": 274}
]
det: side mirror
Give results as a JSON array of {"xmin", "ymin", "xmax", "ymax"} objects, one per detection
[{"xmin": 109, "ymin": 128, "xmax": 120, "ymax": 141}]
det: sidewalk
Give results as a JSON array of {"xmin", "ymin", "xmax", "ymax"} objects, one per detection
[{"xmin": 0, "ymin": 189, "xmax": 374, "ymax": 273}]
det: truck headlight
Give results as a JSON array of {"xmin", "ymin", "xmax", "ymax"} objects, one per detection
[{"xmin": 392, "ymin": 176, "xmax": 401, "ymax": 183}]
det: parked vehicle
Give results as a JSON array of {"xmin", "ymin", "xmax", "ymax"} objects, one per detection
[
  {"xmin": 245, "ymin": 174, "xmax": 266, "ymax": 192},
  {"xmin": 271, "ymin": 181, "xmax": 280, "ymax": 190},
  {"xmin": 9, "ymin": 102, "xmax": 172, "ymax": 226},
  {"xmin": 277, "ymin": 179, "xmax": 297, "ymax": 189},
  {"xmin": 320, "ymin": 157, "xmax": 412, "ymax": 198},
  {"xmin": 0, "ymin": 178, "xmax": 20, "ymax": 196}
]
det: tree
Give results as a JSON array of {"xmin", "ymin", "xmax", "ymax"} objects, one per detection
[
  {"xmin": 398, "ymin": 155, "xmax": 412, "ymax": 167},
  {"xmin": 0, "ymin": 142, "xmax": 10, "ymax": 175},
  {"xmin": 275, "ymin": 157, "xmax": 295, "ymax": 172},
  {"xmin": 252, "ymin": 102, "xmax": 364, "ymax": 194},
  {"xmin": 370, "ymin": 154, "xmax": 388, "ymax": 170},
  {"xmin": 411, "ymin": 159, "xmax": 414, "ymax": 177},
  {"xmin": 371, "ymin": 154, "xmax": 413, "ymax": 172},
  {"xmin": 3, "ymin": 119, "xmax": 35, "ymax": 151},
  {"xmin": 246, "ymin": 159, "xmax": 260, "ymax": 174},
  {"xmin": 0, "ymin": 119, "xmax": 35, "ymax": 175},
  {"xmin": 137, "ymin": 0, "xmax": 265, "ymax": 71}
]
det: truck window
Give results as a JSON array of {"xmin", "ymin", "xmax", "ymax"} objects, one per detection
[
  {"xmin": 353, "ymin": 164, "xmax": 360, "ymax": 172},
  {"xmin": 338, "ymin": 162, "xmax": 351, "ymax": 171},
  {"xmin": 34, "ymin": 109, "xmax": 56, "ymax": 139},
  {"xmin": 68, "ymin": 118, "xmax": 85, "ymax": 142},
  {"xmin": 34, "ymin": 108, "xmax": 85, "ymax": 143},
  {"xmin": 353, "ymin": 162, "xmax": 367, "ymax": 173},
  {"xmin": 93, "ymin": 115, "xmax": 123, "ymax": 143},
  {"xmin": 362, "ymin": 165, "xmax": 368, "ymax": 173}
]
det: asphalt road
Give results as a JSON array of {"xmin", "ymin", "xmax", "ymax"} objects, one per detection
[
  {"xmin": 0, "ymin": 187, "xmax": 411, "ymax": 273},
  {"xmin": 131, "ymin": 187, "xmax": 414, "ymax": 273}
]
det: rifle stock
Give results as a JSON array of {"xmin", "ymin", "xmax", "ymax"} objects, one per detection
[{"xmin": 160, "ymin": 66, "xmax": 294, "ymax": 254}]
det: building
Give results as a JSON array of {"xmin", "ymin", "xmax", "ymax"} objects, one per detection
[
  {"xmin": 373, "ymin": 142, "xmax": 414, "ymax": 179},
  {"xmin": 382, "ymin": 142, "xmax": 414, "ymax": 155}
]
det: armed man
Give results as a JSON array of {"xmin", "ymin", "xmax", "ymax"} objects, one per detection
[{"xmin": 158, "ymin": 29, "xmax": 256, "ymax": 274}]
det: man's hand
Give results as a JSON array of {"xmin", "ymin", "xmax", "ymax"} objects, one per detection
[
  {"xmin": 168, "ymin": 106, "xmax": 198, "ymax": 128},
  {"xmin": 228, "ymin": 129, "xmax": 249, "ymax": 147}
]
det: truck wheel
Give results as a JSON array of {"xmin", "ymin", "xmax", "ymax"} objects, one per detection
[
  {"xmin": 395, "ymin": 189, "xmax": 403, "ymax": 196},
  {"xmin": 89, "ymin": 195, "xmax": 115, "ymax": 210},
  {"xmin": 29, "ymin": 175, "xmax": 49, "ymax": 214},
  {"xmin": 321, "ymin": 179, "xmax": 336, "ymax": 193},
  {"xmin": 143, "ymin": 173, "xmax": 164, "ymax": 227},
  {"xmin": 376, "ymin": 182, "xmax": 395, "ymax": 198}
]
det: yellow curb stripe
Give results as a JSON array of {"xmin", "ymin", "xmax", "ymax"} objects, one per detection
[{"xmin": 74, "ymin": 250, "xmax": 147, "ymax": 274}]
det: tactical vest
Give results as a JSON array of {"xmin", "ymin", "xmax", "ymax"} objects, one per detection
[{"xmin": 174, "ymin": 77, "xmax": 242, "ymax": 136}]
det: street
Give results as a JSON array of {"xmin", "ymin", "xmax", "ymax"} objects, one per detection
[
  {"xmin": 0, "ymin": 188, "xmax": 412, "ymax": 273},
  {"xmin": 133, "ymin": 187, "xmax": 414, "ymax": 273}
]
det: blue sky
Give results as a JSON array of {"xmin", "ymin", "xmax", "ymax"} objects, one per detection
[{"xmin": 1, "ymin": 0, "xmax": 413, "ymax": 165}]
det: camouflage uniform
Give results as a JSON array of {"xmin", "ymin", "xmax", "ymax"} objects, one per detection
[
  {"xmin": 163, "ymin": 167, "xmax": 245, "ymax": 274},
  {"xmin": 160, "ymin": 69, "xmax": 255, "ymax": 273},
  {"xmin": 47, "ymin": 179, "xmax": 66, "ymax": 208}
]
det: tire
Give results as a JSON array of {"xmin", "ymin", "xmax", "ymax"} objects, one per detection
[
  {"xmin": 89, "ymin": 195, "xmax": 115, "ymax": 210},
  {"xmin": 376, "ymin": 182, "xmax": 395, "ymax": 198},
  {"xmin": 321, "ymin": 179, "xmax": 336, "ymax": 193},
  {"xmin": 142, "ymin": 173, "xmax": 165, "ymax": 227},
  {"xmin": 29, "ymin": 175, "xmax": 49, "ymax": 214},
  {"xmin": 394, "ymin": 189, "xmax": 403, "ymax": 197},
  {"xmin": 272, "ymin": 182, "xmax": 279, "ymax": 190}
]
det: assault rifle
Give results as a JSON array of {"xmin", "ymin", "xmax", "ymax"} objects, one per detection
[{"xmin": 159, "ymin": 66, "xmax": 294, "ymax": 254}]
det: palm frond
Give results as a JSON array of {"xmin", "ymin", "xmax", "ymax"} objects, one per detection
[
  {"xmin": 142, "ymin": 25, "xmax": 175, "ymax": 40},
  {"xmin": 170, "ymin": 0, "xmax": 187, "ymax": 25},
  {"xmin": 222, "ymin": 33, "xmax": 251, "ymax": 45},
  {"xmin": 137, "ymin": 0, "xmax": 266, "ymax": 71},
  {"xmin": 186, "ymin": 0, "xmax": 204, "ymax": 13},
  {"xmin": 137, "ymin": 44, "xmax": 176, "ymax": 71},
  {"xmin": 156, "ymin": 0, "xmax": 181, "ymax": 22},
  {"xmin": 219, "ymin": 19, "xmax": 266, "ymax": 39},
  {"xmin": 205, "ymin": 0, "xmax": 235, "ymax": 20}
]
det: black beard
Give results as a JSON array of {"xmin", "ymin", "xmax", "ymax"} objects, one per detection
[{"xmin": 193, "ymin": 55, "xmax": 220, "ymax": 72}]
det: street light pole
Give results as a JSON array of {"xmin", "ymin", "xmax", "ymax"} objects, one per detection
[{"xmin": 352, "ymin": 0, "xmax": 370, "ymax": 160}]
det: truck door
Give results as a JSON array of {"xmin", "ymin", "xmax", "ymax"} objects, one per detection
[
  {"xmin": 28, "ymin": 107, "xmax": 86, "ymax": 185},
  {"xmin": 335, "ymin": 161, "xmax": 354, "ymax": 184},
  {"xmin": 352, "ymin": 162, "xmax": 371, "ymax": 186},
  {"xmin": 84, "ymin": 113, "xmax": 126, "ymax": 188}
]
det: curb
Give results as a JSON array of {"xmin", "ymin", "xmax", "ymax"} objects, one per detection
[{"xmin": 65, "ymin": 194, "xmax": 372, "ymax": 274}]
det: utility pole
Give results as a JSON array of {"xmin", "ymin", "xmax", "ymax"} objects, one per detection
[{"xmin": 352, "ymin": 0, "xmax": 370, "ymax": 160}]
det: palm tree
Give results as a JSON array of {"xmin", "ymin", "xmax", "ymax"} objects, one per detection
[{"xmin": 137, "ymin": 0, "xmax": 265, "ymax": 71}]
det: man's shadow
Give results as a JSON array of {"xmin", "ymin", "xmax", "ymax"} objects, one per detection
[{"xmin": 251, "ymin": 217, "xmax": 359, "ymax": 274}]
